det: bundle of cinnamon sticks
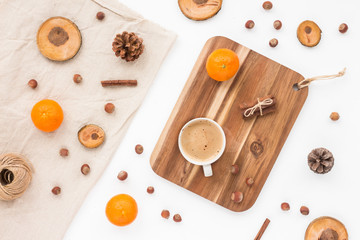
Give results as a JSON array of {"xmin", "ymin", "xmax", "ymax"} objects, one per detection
[{"xmin": 240, "ymin": 95, "xmax": 276, "ymax": 119}]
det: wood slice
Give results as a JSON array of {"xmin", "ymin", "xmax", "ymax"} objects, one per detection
[
  {"xmin": 178, "ymin": 0, "xmax": 222, "ymax": 21},
  {"xmin": 150, "ymin": 36, "xmax": 308, "ymax": 212},
  {"xmin": 37, "ymin": 17, "xmax": 82, "ymax": 61},
  {"xmin": 297, "ymin": 20, "xmax": 322, "ymax": 47},
  {"xmin": 305, "ymin": 216, "xmax": 348, "ymax": 240}
]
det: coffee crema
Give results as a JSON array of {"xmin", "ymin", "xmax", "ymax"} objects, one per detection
[{"xmin": 180, "ymin": 120, "xmax": 224, "ymax": 162}]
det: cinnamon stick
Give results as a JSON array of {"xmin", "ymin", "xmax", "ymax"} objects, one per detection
[
  {"xmin": 254, "ymin": 218, "xmax": 270, "ymax": 240},
  {"xmin": 101, "ymin": 80, "xmax": 137, "ymax": 87}
]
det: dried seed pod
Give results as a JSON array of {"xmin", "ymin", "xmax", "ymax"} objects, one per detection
[
  {"xmin": 300, "ymin": 206, "xmax": 309, "ymax": 215},
  {"xmin": 52, "ymin": 186, "xmax": 61, "ymax": 195},
  {"xmin": 308, "ymin": 148, "xmax": 334, "ymax": 174},
  {"xmin": 245, "ymin": 20, "xmax": 255, "ymax": 29},
  {"xmin": 135, "ymin": 144, "xmax": 143, "ymax": 154},
  {"xmin": 330, "ymin": 112, "xmax": 340, "ymax": 121},
  {"xmin": 297, "ymin": 20, "xmax": 322, "ymax": 47},
  {"xmin": 117, "ymin": 171, "xmax": 128, "ymax": 181},
  {"xmin": 78, "ymin": 124, "xmax": 105, "ymax": 149},
  {"xmin": 281, "ymin": 202, "xmax": 290, "ymax": 211},
  {"xmin": 269, "ymin": 38, "xmax": 278, "ymax": 47},
  {"xmin": 81, "ymin": 164, "xmax": 90, "ymax": 175},
  {"xmin": 173, "ymin": 214, "xmax": 182, "ymax": 222},
  {"xmin": 339, "ymin": 23, "xmax": 348, "ymax": 33},
  {"xmin": 28, "ymin": 79, "xmax": 38, "ymax": 89},
  {"xmin": 73, "ymin": 74, "xmax": 82, "ymax": 83},
  {"xmin": 96, "ymin": 11, "xmax": 105, "ymax": 20},
  {"xmin": 246, "ymin": 177, "xmax": 254, "ymax": 186},
  {"xmin": 231, "ymin": 191, "xmax": 243, "ymax": 203},
  {"xmin": 262, "ymin": 1, "xmax": 273, "ymax": 10},
  {"xmin": 273, "ymin": 20, "xmax": 282, "ymax": 30},
  {"xmin": 59, "ymin": 148, "xmax": 69, "ymax": 157},
  {"xmin": 161, "ymin": 210, "xmax": 170, "ymax": 219},
  {"xmin": 147, "ymin": 186, "xmax": 154, "ymax": 194},
  {"xmin": 231, "ymin": 164, "xmax": 239, "ymax": 174}
]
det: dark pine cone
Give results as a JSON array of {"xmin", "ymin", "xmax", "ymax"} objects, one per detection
[
  {"xmin": 308, "ymin": 148, "xmax": 334, "ymax": 174},
  {"xmin": 112, "ymin": 31, "xmax": 144, "ymax": 62}
]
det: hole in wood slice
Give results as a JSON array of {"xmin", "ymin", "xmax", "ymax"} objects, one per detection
[
  {"xmin": 297, "ymin": 20, "xmax": 322, "ymax": 47},
  {"xmin": 178, "ymin": 0, "xmax": 222, "ymax": 21},
  {"xmin": 0, "ymin": 169, "xmax": 14, "ymax": 186},
  {"xmin": 193, "ymin": 0, "xmax": 208, "ymax": 4},
  {"xmin": 37, "ymin": 17, "xmax": 82, "ymax": 61},
  {"xmin": 48, "ymin": 27, "xmax": 69, "ymax": 46}
]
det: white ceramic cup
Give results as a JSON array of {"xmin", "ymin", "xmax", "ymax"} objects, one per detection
[{"xmin": 178, "ymin": 118, "xmax": 226, "ymax": 177}]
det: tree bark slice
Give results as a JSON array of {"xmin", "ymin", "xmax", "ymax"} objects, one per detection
[
  {"xmin": 297, "ymin": 20, "xmax": 322, "ymax": 47},
  {"xmin": 37, "ymin": 17, "xmax": 82, "ymax": 61},
  {"xmin": 178, "ymin": 0, "xmax": 222, "ymax": 21},
  {"xmin": 305, "ymin": 216, "xmax": 348, "ymax": 240}
]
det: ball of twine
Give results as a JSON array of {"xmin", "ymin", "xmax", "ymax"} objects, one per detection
[{"xmin": 0, "ymin": 153, "xmax": 33, "ymax": 201}]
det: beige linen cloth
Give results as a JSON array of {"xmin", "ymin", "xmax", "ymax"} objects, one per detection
[{"xmin": 0, "ymin": 0, "xmax": 175, "ymax": 239}]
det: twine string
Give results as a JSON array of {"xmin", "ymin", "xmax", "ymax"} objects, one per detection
[
  {"xmin": 244, "ymin": 98, "xmax": 273, "ymax": 118},
  {"xmin": 296, "ymin": 68, "xmax": 346, "ymax": 89},
  {"xmin": 0, "ymin": 153, "xmax": 33, "ymax": 201}
]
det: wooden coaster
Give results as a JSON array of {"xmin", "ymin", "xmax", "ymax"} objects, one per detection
[
  {"xmin": 37, "ymin": 17, "xmax": 82, "ymax": 61},
  {"xmin": 305, "ymin": 216, "xmax": 348, "ymax": 240},
  {"xmin": 178, "ymin": 0, "xmax": 222, "ymax": 21},
  {"xmin": 297, "ymin": 20, "xmax": 322, "ymax": 47}
]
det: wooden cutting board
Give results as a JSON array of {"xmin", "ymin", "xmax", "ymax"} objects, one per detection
[{"xmin": 150, "ymin": 36, "xmax": 308, "ymax": 212}]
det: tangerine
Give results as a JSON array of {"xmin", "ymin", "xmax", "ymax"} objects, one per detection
[
  {"xmin": 105, "ymin": 194, "xmax": 138, "ymax": 227},
  {"xmin": 206, "ymin": 48, "xmax": 240, "ymax": 81},
  {"xmin": 31, "ymin": 99, "xmax": 64, "ymax": 132}
]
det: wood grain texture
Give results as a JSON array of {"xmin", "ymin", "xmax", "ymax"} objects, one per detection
[{"xmin": 150, "ymin": 36, "xmax": 308, "ymax": 212}]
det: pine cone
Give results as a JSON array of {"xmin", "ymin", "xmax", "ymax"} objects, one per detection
[
  {"xmin": 112, "ymin": 31, "xmax": 144, "ymax": 62},
  {"xmin": 308, "ymin": 148, "xmax": 334, "ymax": 174}
]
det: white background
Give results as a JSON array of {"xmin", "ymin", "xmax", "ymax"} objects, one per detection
[{"xmin": 64, "ymin": 0, "xmax": 360, "ymax": 239}]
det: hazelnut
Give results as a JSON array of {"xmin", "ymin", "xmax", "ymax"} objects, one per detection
[
  {"xmin": 273, "ymin": 20, "xmax": 282, "ymax": 30},
  {"xmin": 246, "ymin": 177, "xmax": 254, "ymax": 186},
  {"xmin": 117, "ymin": 170, "xmax": 128, "ymax": 181},
  {"xmin": 28, "ymin": 79, "xmax": 38, "ymax": 89},
  {"xmin": 161, "ymin": 210, "xmax": 170, "ymax": 219},
  {"xmin": 52, "ymin": 186, "xmax": 61, "ymax": 195},
  {"xmin": 173, "ymin": 214, "xmax": 182, "ymax": 222},
  {"xmin": 281, "ymin": 202, "xmax": 290, "ymax": 211},
  {"xmin": 231, "ymin": 164, "xmax": 239, "ymax": 174},
  {"xmin": 104, "ymin": 103, "xmax": 115, "ymax": 113},
  {"xmin": 73, "ymin": 74, "xmax": 82, "ymax": 83},
  {"xmin": 231, "ymin": 191, "xmax": 243, "ymax": 203},
  {"xmin": 262, "ymin": 1, "xmax": 273, "ymax": 10},
  {"xmin": 300, "ymin": 206, "xmax": 309, "ymax": 215},
  {"xmin": 269, "ymin": 38, "xmax": 278, "ymax": 48},
  {"xmin": 96, "ymin": 11, "xmax": 105, "ymax": 21},
  {"xmin": 59, "ymin": 148, "xmax": 69, "ymax": 157},
  {"xmin": 81, "ymin": 164, "xmax": 90, "ymax": 175},
  {"xmin": 135, "ymin": 144, "xmax": 144, "ymax": 154},
  {"xmin": 330, "ymin": 112, "xmax": 340, "ymax": 121},
  {"xmin": 339, "ymin": 23, "xmax": 348, "ymax": 33},
  {"xmin": 245, "ymin": 20, "xmax": 255, "ymax": 29},
  {"xmin": 147, "ymin": 186, "xmax": 154, "ymax": 194}
]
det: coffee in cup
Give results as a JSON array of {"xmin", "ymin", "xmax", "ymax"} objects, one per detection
[{"xmin": 178, "ymin": 118, "xmax": 226, "ymax": 177}]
